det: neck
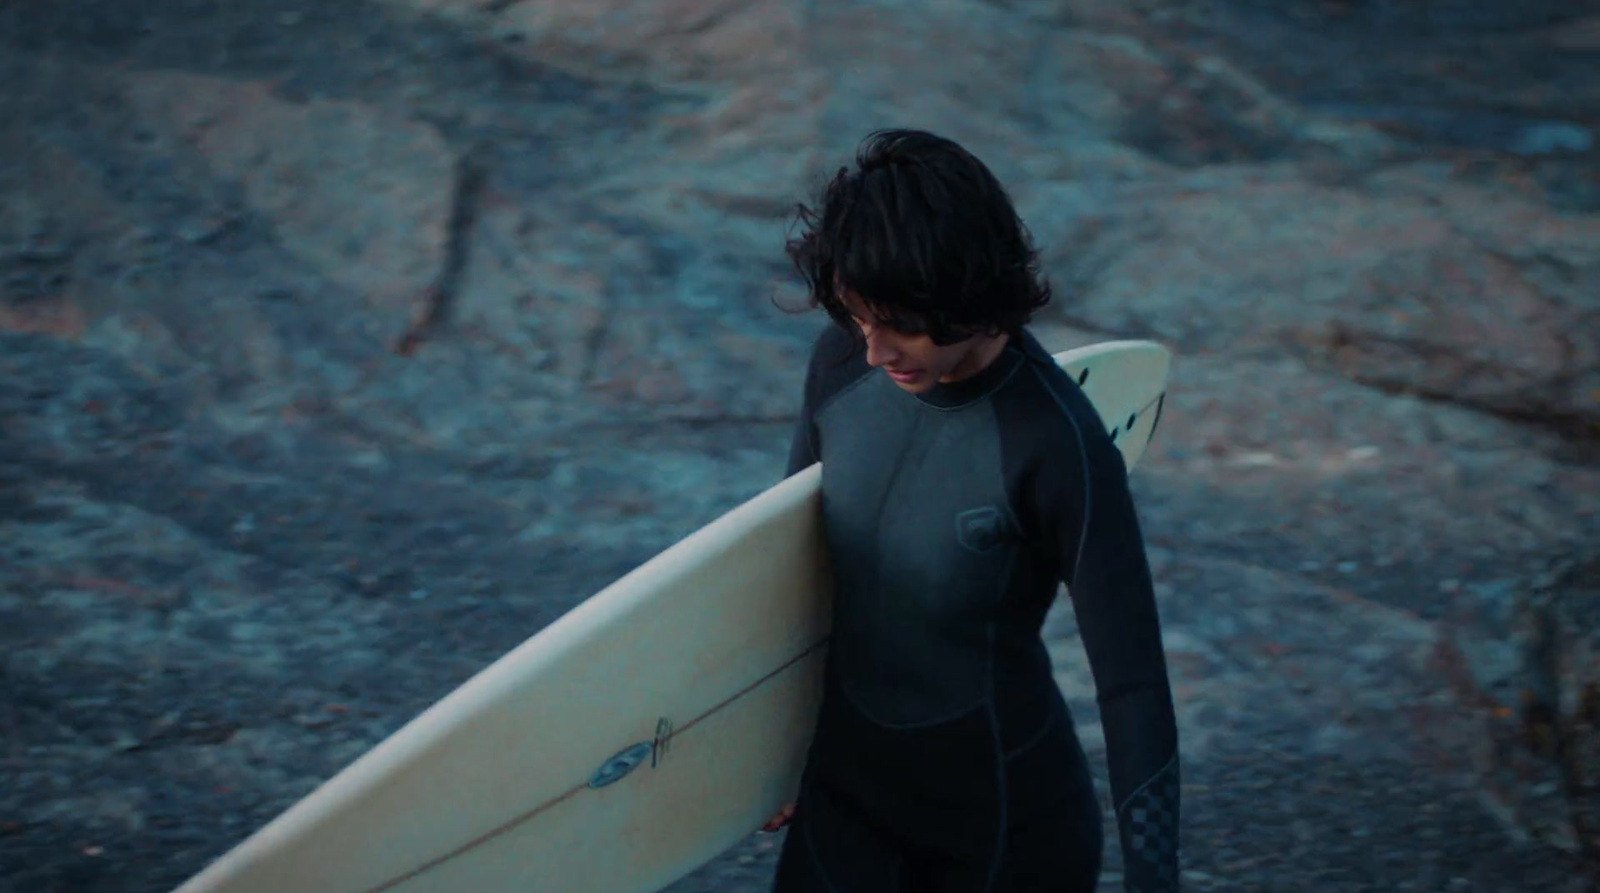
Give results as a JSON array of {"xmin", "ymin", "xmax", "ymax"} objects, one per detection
[{"xmin": 940, "ymin": 332, "xmax": 1011, "ymax": 384}]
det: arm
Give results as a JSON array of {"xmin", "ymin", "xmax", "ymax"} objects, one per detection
[
  {"xmin": 766, "ymin": 327, "xmax": 834, "ymax": 832},
  {"xmin": 785, "ymin": 369, "xmax": 819, "ymax": 478},
  {"xmin": 785, "ymin": 343, "xmax": 820, "ymax": 477},
  {"xmin": 1058, "ymin": 408, "xmax": 1181, "ymax": 892}
]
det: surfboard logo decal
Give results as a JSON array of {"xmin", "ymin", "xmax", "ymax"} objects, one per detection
[
  {"xmin": 588, "ymin": 741, "xmax": 654, "ymax": 789},
  {"xmin": 651, "ymin": 716, "xmax": 674, "ymax": 767}
]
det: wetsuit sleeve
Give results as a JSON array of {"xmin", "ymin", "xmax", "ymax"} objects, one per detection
[
  {"xmin": 784, "ymin": 330, "xmax": 826, "ymax": 477},
  {"xmin": 1054, "ymin": 410, "xmax": 1181, "ymax": 892}
]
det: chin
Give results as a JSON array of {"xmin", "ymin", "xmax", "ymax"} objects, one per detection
[{"xmin": 888, "ymin": 374, "xmax": 935, "ymax": 393}]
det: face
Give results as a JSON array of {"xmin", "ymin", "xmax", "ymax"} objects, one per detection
[{"xmin": 839, "ymin": 289, "xmax": 1007, "ymax": 394}]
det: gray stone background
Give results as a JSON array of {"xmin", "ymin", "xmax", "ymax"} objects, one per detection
[{"xmin": 1, "ymin": 1, "xmax": 1597, "ymax": 891}]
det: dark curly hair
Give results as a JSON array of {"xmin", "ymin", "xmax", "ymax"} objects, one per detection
[{"xmin": 783, "ymin": 129, "xmax": 1051, "ymax": 346}]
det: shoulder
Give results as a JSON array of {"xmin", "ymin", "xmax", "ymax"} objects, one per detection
[
  {"xmin": 994, "ymin": 331, "xmax": 1105, "ymax": 457},
  {"xmin": 989, "ymin": 336, "xmax": 1095, "ymax": 542},
  {"xmin": 802, "ymin": 321, "xmax": 872, "ymax": 408},
  {"xmin": 995, "ymin": 332, "xmax": 1140, "ymax": 523},
  {"xmin": 809, "ymin": 319, "xmax": 862, "ymax": 369}
]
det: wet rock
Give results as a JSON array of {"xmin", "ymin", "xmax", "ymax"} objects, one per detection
[
  {"xmin": 1439, "ymin": 556, "xmax": 1600, "ymax": 868},
  {"xmin": 1314, "ymin": 246, "xmax": 1599, "ymax": 440},
  {"xmin": 1312, "ymin": 104, "xmax": 1594, "ymax": 157},
  {"xmin": 1034, "ymin": 165, "xmax": 1600, "ymax": 440},
  {"xmin": 395, "ymin": 0, "xmax": 807, "ymax": 84},
  {"xmin": 122, "ymin": 70, "xmax": 456, "ymax": 317},
  {"xmin": 1309, "ymin": 0, "xmax": 1586, "ymax": 33},
  {"xmin": 0, "ymin": 121, "xmax": 126, "ymax": 339}
]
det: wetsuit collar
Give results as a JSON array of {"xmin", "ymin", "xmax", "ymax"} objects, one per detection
[{"xmin": 914, "ymin": 336, "xmax": 1028, "ymax": 409}]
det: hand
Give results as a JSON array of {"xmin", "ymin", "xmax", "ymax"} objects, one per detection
[{"xmin": 761, "ymin": 802, "xmax": 797, "ymax": 833}]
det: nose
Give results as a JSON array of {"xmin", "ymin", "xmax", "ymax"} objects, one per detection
[{"xmin": 862, "ymin": 327, "xmax": 900, "ymax": 369}]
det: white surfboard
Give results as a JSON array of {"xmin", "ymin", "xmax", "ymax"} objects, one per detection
[{"xmin": 172, "ymin": 339, "xmax": 1172, "ymax": 893}]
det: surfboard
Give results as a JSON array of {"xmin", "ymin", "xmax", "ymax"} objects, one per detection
[{"xmin": 172, "ymin": 339, "xmax": 1172, "ymax": 893}]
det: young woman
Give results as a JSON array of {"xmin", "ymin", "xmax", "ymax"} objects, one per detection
[{"xmin": 767, "ymin": 130, "xmax": 1181, "ymax": 892}]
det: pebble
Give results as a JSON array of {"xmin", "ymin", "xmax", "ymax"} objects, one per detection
[
  {"xmin": 177, "ymin": 217, "xmax": 232, "ymax": 245},
  {"xmin": 1232, "ymin": 451, "xmax": 1280, "ymax": 468},
  {"xmin": 13, "ymin": 238, "xmax": 72, "ymax": 263},
  {"xmin": 1509, "ymin": 121, "xmax": 1593, "ymax": 156}
]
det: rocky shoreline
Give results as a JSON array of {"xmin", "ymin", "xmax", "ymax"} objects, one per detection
[{"xmin": 2, "ymin": 2, "xmax": 1596, "ymax": 891}]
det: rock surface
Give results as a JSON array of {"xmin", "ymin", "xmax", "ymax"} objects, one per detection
[{"xmin": 0, "ymin": 1, "xmax": 1596, "ymax": 891}]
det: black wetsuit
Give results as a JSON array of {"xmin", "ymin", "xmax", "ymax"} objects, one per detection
[{"xmin": 774, "ymin": 324, "xmax": 1180, "ymax": 893}]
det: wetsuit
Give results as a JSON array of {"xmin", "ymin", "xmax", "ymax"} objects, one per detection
[{"xmin": 774, "ymin": 323, "xmax": 1180, "ymax": 893}]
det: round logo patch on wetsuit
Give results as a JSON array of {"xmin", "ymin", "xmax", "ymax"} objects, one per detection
[{"xmin": 955, "ymin": 505, "xmax": 1009, "ymax": 554}]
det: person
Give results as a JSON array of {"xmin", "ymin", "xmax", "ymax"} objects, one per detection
[{"xmin": 764, "ymin": 129, "xmax": 1181, "ymax": 893}]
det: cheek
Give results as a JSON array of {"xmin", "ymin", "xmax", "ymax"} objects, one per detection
[
  {"xmin": 898, "ymin": 337, "xmax": 943, "ymax": 367},
  {"xmin": 928, "ymin": 344, "xmax": 969, "ymax": 372}
]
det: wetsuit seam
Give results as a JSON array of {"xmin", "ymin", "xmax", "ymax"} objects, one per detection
[
  {"xmin": 1001, "ymin": 706, "xmax": 1057, "ymax": 760},
  {"xmin": 812, "ymin": 366, "xmax": 880, "ymax": 432},
  {"xmin": 1113, "ymin": 749, "xmax": 1179, "ymax": 818},
  {"xmin": 912, "ymin": 354, "xmax": 1027, "ymax": 413},
  {"xmin": 802, "ymin": 818, "xmax": 845, "ymax": 893},
  {"xmin": 835, "ymin": 679, "xmax": 990, "ymax": 730},
  {"xmin": 988, "ymin": 399, "xmax": 1027, "ymax": 551},
  {"xmin": 983, "ymin": 697, "xmax": 1007, "ymax": 893},
  {"xmin": 1028, "ymin": 365, "xmax": 1094, "ymax": 588},
  {"xmin": 989, "ymin": 535, "xmax": 1039, "ymax": 758}
]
